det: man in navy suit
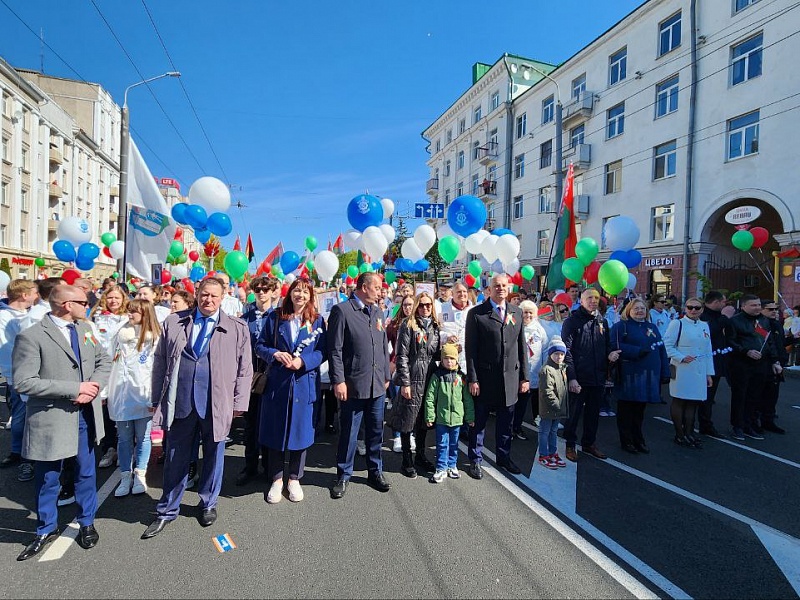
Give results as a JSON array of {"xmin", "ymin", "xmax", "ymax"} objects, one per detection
[
  {"xmin": 465, "ymin": 273, "xmax": 529, "ymax": 479},
  {"xmin": 327, "ymin": 272, "xmax": 391, "ymax": 499}
]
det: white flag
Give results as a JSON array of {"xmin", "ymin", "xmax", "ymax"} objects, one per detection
[{"xmin": 125, "ymin": 139, "xmax": 176, "ymax": 280}]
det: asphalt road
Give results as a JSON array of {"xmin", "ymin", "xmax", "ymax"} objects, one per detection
[{"xmin": 0, "ymin": 372, "xmax": 798, "ymax": 599}]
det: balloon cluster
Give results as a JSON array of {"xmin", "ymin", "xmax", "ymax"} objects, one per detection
[
  {"xmin": 51, "ymin": 217, "xmax": 123, "ymax": 272},
  {"xmin": 170, "ymin": 177, "xmax": 233, "ymax": 244},
  {"xmin": 731, "ymin": 226, "xmax": 770, "ymax": 252}
]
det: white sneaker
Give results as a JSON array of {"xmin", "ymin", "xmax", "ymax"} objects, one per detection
[
  {"xmin": 534, "ymin": 415, "xmax": 541, "ymax": 427},
  {"xmin": 98, "ymin": 447, "xmax": 117, "ymax": 468},
  {"xmin": 131, "ymin": 469, "xmax": 147, "ymax": 495},
  {"xmin": 266, "ymin": 479, "xmax": 283, "ymax": 504},
  {"xmin": 410, "ymin": 434, "xmax": 417, "ymax": 452},
  {"xmin": 431, "ymin": 470, "xmax": 446, "ymax": 483},
  {"xmin": 115, "ymin": 471, "xmax": 132, "ymax": 497},
  {"xmin": 557, "ymin": 422, "xmax": 564, "ymax": 430},
  {"xmin": 447, "ymin": 468, "xmax": 460, "ymax": 479},
  {"xmin": 356, "ymin": 440, "xmax": 367, "ymax": 456},
  {"xmin": 392, "ymin": 436, "xmax": 402, "ymax": 453},
  {"xmin": 287, "ymin": 479, "xmax": 304, "ymax": 502}
]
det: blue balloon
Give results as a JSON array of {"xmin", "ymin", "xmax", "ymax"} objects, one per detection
[
  {"xmin": 171, "ymin": 202, "xmax": 188, "ymax": 225},
  {"xmin": 447, "ymin": 195, "xmax": 487, "ymax": 238},
  {"xmin": 280, "ymin": 251, "xmax": 301, "ymax": 274},
  {"xmin": 206, "ymin": 212, "xmax": 232, "ymax": 237},
  {"xmin": 53, "ymin": 240, "xmax": 76, "ymax": 262},
  {"xmin": 190, "ymin": 266, "xmax": 206, "ymax": 282},
  {"xmin": 609, "ymin": 250, "xmax": 627, "ymax": 264},
  {"xmin": 75, "ymin": 257, "xmax": 95, "ymax": 272},
  {"xmin": 622, "ymin": 249, "xmax": 642, "ymax": 269},
  {"xmin": 194, "ymin": 228, "xmax": 211, "ymax": 244},
  {"xmin": 347, "ymin": 194, "xmax": 383, "ymax": 232},
  {"xmin": 493, "ymin": 228, "xmax": 516, "ymax": 237},
  {"xmin": 414, "ymin": 259, "xmax": 430, "ymax": 272},
  {"xmin": 184, "ymin": 205, "xmax": 208, "ymax": 230},
  {"xmin": 394, "ymin": 258, "xmax": 411, "ymax": 272},
  {"xmin": 77, "ymin": 242, "xmax": 100, "ymax": 260}
]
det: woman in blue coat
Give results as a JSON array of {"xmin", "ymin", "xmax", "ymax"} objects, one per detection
[
  {"xmin": 256, "ymin": 278, "xmax": 327, "ymax": 504},
  {"xmin": 610, "ymin": 298, "xmax": 670, "ymax": 454}
]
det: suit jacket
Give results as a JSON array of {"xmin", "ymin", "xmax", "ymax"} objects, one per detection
[
  {"xmin": 327, "ymin": 297, "xmax": 390, "ymax": 399},
  {"xmin": 465, "ymin": 300, "xmax": 529, "ymax": 407},
  {"xmin": 152, "ymin": 309, "xmax": 253, "ymax": 443},
  {"xmin": 13, "ymin": 316, "xmax": 112, "ymax": 461}
]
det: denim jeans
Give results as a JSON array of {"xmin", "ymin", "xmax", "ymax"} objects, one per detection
[
  {"xmin": 435, "ymin": 424, "xmax": 460, "ymax": 471},
  {"xmin": 116, "ymin": 417, "xmax": 153, "ymax": 472},
  {"xmin": 9, "ymin": 387, "xmax": 25, "ymax": 455},
  {"xmin": 538, "ymin": 418, "xmax": 559, "ymax": 457}
]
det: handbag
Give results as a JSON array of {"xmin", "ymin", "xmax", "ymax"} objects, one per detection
[
  {"xmin": 669, "ymin": 321, "xmax": 683, "ymax": 380},
  {"xmin": 251, "ymin": 313, "xmax": 279, "ymax": 395}
]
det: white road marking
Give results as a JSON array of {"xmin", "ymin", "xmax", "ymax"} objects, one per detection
[
  {"xmin": 791, "ymin": 405, "xmax": 800, "ymax": 410},
  {"xmin": 39, "ymin": 469, "xmax": 121, "ymax": 562}
]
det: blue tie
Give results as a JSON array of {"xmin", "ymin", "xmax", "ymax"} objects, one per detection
[
  {"xmin": 67, "ymin": 323, "xmax": 83, "ymax": 380},
  {"xmin": 193, "ymin": 316, "xmax": 210, "ymax": 357}
]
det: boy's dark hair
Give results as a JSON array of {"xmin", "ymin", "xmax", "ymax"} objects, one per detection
[{"xmin": 704, "ymin": 290, "xmax": 725, "ymax": 304}]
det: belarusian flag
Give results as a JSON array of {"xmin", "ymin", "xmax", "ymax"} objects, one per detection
[
  {"xmin": 232, "ymin": 236, "xmax": 241, "ymax": 252},
  {"xmin": 548, "ymin": 163, "xmax": 577, "ymax": 290},
  {"xmin": 254, "ymin": 242, "xmax": 283, "ymax": 277},
  {"xmin": 245, "ymin": 234, "xmax": 255, "ymax": 262},
  {"xmin": 332, "ymin": 233, "xmax": 344, "ymax": 255}
]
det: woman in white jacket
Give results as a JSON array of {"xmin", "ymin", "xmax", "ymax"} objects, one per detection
[
  {"xmin": 513, "ymin": 301, "xmax": 548, "ymax": 438},
  {"xmin": 107, "ymin": 299, "xmax": 161, "ymax": 496}
]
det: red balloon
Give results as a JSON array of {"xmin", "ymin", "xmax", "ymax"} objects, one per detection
[
  {"xmin": 553, "ymin": 292, "xmax": 572, "ymax": 307},
  {"xmin": 161, "ymin": 270, "xmax": 172, "ymax": 285},
  {"xmin": 61, "ymin": 269, "xmax": 81, "ymax": 285},
  {"xmin": 188, "ymin": 250, "xmax": 200, "ymax": 262},
  {"xmin": 102, "ymin": 246, "xmax": 113, "ymax": 259},
  {"xmin": 511, "ymin": 272, "xmax": 523, "ymax": 286},
  {"xmin": 750, "ymin": 226, "xmax": 770, "ymax": 249},
  {"xmin": 464, "ymin": 274, "xmax": 476, "ymax": 288},
  {"xmin": 181, "ymin": 278, "xmax": 195, "ymax": 294},
  {"xmin": 207, "ymin": 271, "xmax": 217, "ymax": 278},
  {"xmin": 345, "ymin": 276, "xmax": 354, "ymax": 285},
  {"xmin": 280, "ymin": 283, "xmax": 289, "ymax": 297},
  {"xmin": 584, "ymin": 260, "xmax": 601, "ymax": 284},
  {"xmin": 174, "ymin": 228, "xmax": 184, "ymax": 240},
  {"xmin": 397, "ymin": 278, "xmax": 405, "ymax": 286}
]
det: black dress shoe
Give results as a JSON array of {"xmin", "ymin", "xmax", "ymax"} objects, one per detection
[
  {"xmin": 634, "ymin": 443, "xmax": 650, "ymax": 454},
  {"xmin": 497, "ymin": 459, "xmax": 522, "ymax": 475},
  {"xmin": 141, "ymin": 518, "xmax": 170, "ymax": 539},
  {"xmin": 199, "ymin": 507, "xmax": 217, "ymax": 527},
  {"xmin": 0, "ymin": 453, "xmax": 21, "ymax": 468},
  {"xmin": 468, "ymin": 463, "xmax": 483, "ymax": 480},
  {"xmin": 513, "ymin": 430, "xmax": 528, "ymax": 441},
  {"xmin": 621, "ymin": 443, "xmax": 639, "ymax": 454},
  {"xmin": 762, "ymin": 422, "xmax": 786, "ymax": 434},
  {"xmin": 77, "ymin": 525, "xmax": 99, "ymax": 549},
  {"xmin": 325, "ymin": 424, "xmax": 337, "ymax": 434},
  {"xmin": 367, "ymin": 472, "xmax": 391, "ymax": 492},
  {"xmin": 330, "ymin": 478, "xmax": 347, "ymax": 499},
  {"xmin": 17, "ymin": 530, "xmax": 59, "ymax": 561},
  {"xmin": 235, "ymin": 470, "xmax": 257, "ymax": 486}
]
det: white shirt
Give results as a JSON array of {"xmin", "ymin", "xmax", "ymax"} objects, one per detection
[
  {"xmin": 48, "ymin": 313, "xmax": 74, "ymax": 345},
  {"xmin": 154, "ymin": 305, "xmax": 171, "ymax": 325},
  {"xmin": 439, "ymin": 300, "xmax": 473, "ymax": 371},
  {"xmin": 0, "ymin": 306, "xmax": 28, "ymax": 379},
  {"xmin": 22, "ymin": 299, "xmax": 50, "ymax": 330},
  {"xmin": 221, "ymin": 294, "xmax": 243, "ymax": 317}
]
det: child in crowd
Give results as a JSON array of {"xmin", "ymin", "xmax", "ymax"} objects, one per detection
[
  {"xmin": 538, "ymin": 336, "xmax": 569, "ymax": 470},
  {"xmin": 424, "ymin": 344, "xmax": 474, "ymax": 483}
]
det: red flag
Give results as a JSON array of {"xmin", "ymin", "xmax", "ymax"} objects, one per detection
[
  {"xmin": 255, "ymin": 242, "xmax": 284, "ymax": 277},
  {"xmin": 332, "ymin": 233, "xmax": 344, "ymax": 255},
  {"xmin": 549, "ymin": 163, "xmax": 577, "ymax": 289},
  {"xmin": 245, "ymin": 234, "xmax": 255, "ymax": 262},
  {"xmin": 232, "ymin": 236, "xmax": 241, "ymax": 252},
  {"xmin": 327, "ymin": 238, "xmax": 333, "ymax": 252},
  {"xmin": 755, "ymin": 322, "xmax": 769, "ymax": 339}
]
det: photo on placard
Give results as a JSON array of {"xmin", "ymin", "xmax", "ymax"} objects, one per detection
[
  {"xmin": 415, "ymin": 282, "xmax": 435, "ymax": 298},
  {"xmin": 317, "ymin": 290, "xmax": 339, "ymax": 321}
]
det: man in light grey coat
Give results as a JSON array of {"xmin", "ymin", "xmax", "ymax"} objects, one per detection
[{"xmin": 12, "ymin": 285, "xmax": 111, "ymax": 561}]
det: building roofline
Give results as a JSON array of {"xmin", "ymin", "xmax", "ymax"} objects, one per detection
[{"xmin": 0, "ymin": 58, "xmax": 47, "ymax": 103}]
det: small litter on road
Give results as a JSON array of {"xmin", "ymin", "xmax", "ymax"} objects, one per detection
[{"xmin": 213, "ymin": 533, "xmax": 237, "ymax": 553}]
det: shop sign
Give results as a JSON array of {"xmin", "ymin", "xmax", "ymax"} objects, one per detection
[
  {"xmin": 644, "ymin": 256, "xmax": 675, "ymax": 268},
  {"xmin": 724, "ymin": 206, "xmax": 761, "ymax": 225},
  {"xmin": 12, "ymin": 257, "xmax": 34, "ymax": 266}
]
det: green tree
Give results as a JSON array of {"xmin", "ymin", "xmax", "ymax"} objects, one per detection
[
  {"xmin": 334, "ymin": 250, "xmax": 359, "ymax": 282},
  {"xmin": 424, "ymin": 244, "xmax": 448, "ymax": 283},
  {"xmin": 0, "ymin": 258, "xmax": 10, "ymax": 279}
]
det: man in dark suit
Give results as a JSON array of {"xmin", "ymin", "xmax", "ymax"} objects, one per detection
[
  {"xmin": 465, "ymin": 273, "xmax": 529, "ymax": 479},
  {"xmin": 12, "ymin": 285, "xmax": 111, "ymax": 561},
  {"xmin": 327, "ymin": 272, "xmax": 391, "ymax": 499}
]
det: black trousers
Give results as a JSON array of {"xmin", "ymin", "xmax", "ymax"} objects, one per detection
[
  {"xmin": 616, "ymin": 400, "xmax": 647, "ymax": 446},
  {"xmin": 266, "ymin": 447, "xmax": 307, "ymax": 481},
  {"xmin": 698, "ymin": 375, "xmax": 721, "ymax": 432},
  {"xmin": 513, "ymin": 390, "xmax": 537, "ymax": 433},
  {"xmin": 322, "ymin": 388, "xmax": 338, "ymax": 428},
  {"xmin": 243, "ymin": 392, "xmax": 266, "ymax": 474},
  {"xmin": 100, "ymin": 402, "xmax": 117, "ymax": 453},
  {"xmin": 728, "ymin": 360, "xmax": 765, "ymax": 430},
  {"xmin": 758, "ymin": 376, "xmax": 781, "ymax": 425},
  {"xmin": 563, "ymin": 386, "xmax": 603, "ymax": 449}
]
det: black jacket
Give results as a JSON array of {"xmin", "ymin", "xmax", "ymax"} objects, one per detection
[
  {"xmin": 562, "ymin": 306, "xmax": 611, "ymax": 387},
  {"xmin": 726, "ymin": 311, "xmax": 779, "ymax": 364},
  {"xmin": 700, "ymin": 306, "xmax": 730, "ymax": 377}
]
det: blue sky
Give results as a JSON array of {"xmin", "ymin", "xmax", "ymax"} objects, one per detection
[{"xmin": 2, "ymin": 0, "xmax": 643, "ymax": 263}]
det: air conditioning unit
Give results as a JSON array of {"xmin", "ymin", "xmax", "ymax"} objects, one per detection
[{"xmin": 743, "ymin": 274, "xmax": 760, "ymax": 288}]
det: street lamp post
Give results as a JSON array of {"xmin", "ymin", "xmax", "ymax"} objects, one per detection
[{"xmin": 118, "ymin": 71, "xmax": 180, "ymax": 279}]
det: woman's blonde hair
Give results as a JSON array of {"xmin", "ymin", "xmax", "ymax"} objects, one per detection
[
  {"xmin": 127, "ymin": 299, "xmax": 161, "ymax": 351},
  {"xmin": 406, "ymin": 292, "xmax": 439, "ymax": 332},
  {"xmin": 90, "ymin": 285, "xmax": 129, "ymax": 319},
  {"xmin": 519, "ymin": 300, "xmax": 538, "ymax": 315},
  {"xmin": 621, "ymin": 298, "xmax": 648, "ymax": 321}
]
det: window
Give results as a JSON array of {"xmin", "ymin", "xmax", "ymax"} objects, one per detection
[
  {"xmin": 731, "ymin": 34, "xmax": 763, "ymax": 85},
  {"xmin": 570, "ymin": 124, "xmax": 585, "ymax": 148},
  {"xmin": 444, "ymin": 160, "xmax": 451, "ymax": 177},
  {"xmin": 537, "ymin": 230, "xmax": 550, "ymax": 257},
  {"xmin": 654, "ymin": 141, "xmax": 677, "ymax": 179},
  {"xmin": 20, "ymin": 147, "xmax": 29, "ymax": 171},
  {"xmin": 652, "ymin": 205, "xmax": 675, "ymax": 241},
  {"xmin": 516, "ymin": 112, "xmax": 527, "ymax": 139},
  {"xmin": 1, "ymin": 93, "xmax": 9, "ymax": 117},
  {"xmin": 22, "ymin": 109, "xmax": 30, "ymax": 132},
  {"xmin": 539, "ymin": 186, "xmax": 555, "ymax": 213},
  {"xmin": 446, "ymin": 129, "xmax": 453, "ymax": 144},
  {"xmin": 605, "ymin": 160, "xmax": 622, "ymax": 194},
  {"xmin": 488, "ymin": 165, "xmax": 497, "ymax": 181},
  {"xmin": 607, "ymin": 103, "xmax": 625, "ymax": 138},
  {"xmin": 489, "ymin": 128, "xmax": 498, "ymax": 146},
  {"xmin": 491, "ymin": 91, "xmax": 500, "ymax": 111},
  {"xmin": 458, "ymin": 118, "xmax": 466, "ymax": 135},
  {"xmin": 542, "ymin": 95, "xmax": 554, "ymax": 124},
  {"xmin": 540, "ymin": 140, "xmax": 552, "ymax": 169},
  {"xmin": 728, "ymin": 110, "xmax": 759, "ymax": 159},
  {"xmin": 0, "ymin": 224, "xmax": 5, "ymax": 246},
  {"xmin": 735, "ymin": 0, "xmax": 760, "ymax": 12},
  {"xmin": 457, "ymin": 181, "xmax": 464, "ymax": 196},
  {"xmin": 487, "ymin": 202, "xmax": 495, "ymax": 221},
  {"xmin": 472, "ymin": 173, "xmax": 481, "ymax": 195},
  {"xmin": 513, "ymin": 195, "xmax": 524, "ymax": 220},
  {"xmin": 572, "ymin": 74, "xmax": 586, "ymax": 100},
  {"xmin": 1, "ymin": 136, "xmax": 8, "ymax": 162},
  {"xmin": 444, "ymin": 188, "xmax": 450, "ymax": 208},
  {"xmin": 1, "ymin": 181, "xmax": 8, "ymax": 206},
  {"xmin": 20, "ymin": 229, "xmax": 27, "ymax": 248},
  {"xmin": 474, "ymin": 105, "xmax": 482, "ymax": 124},
  {"xmin": 435, "ymin": 139, "xmax": 441, "ymax": 153},
  {"xmin": 609, "ymin": 47, "xmax": 627, "ymax": 86},
  {"xmin": 457, "ymin": 150, "xmax": 465, "ymax": 170},
  {"xmin": 472, "ymin": 140, "xmax": 480, "ymax": 161},
  {"xmin": 21, "ymin": 187, "xmax": 28, "ymax": 211},
  {"xmin": 659, "ymin": 12, "xmax": 681, "ymax": 57},
  {"xmin": 655, "ymin": 75, "xmax": 679, "ymax": 118},
  {"xmin": 514, "ymin": 154, "xmax": 525, "ymax": 179}
]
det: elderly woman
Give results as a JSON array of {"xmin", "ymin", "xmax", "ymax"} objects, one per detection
[
  {"xmin": 389, "ymin": 292, "xmax": 441, "ymax": 478},
  {"xmin": 663, "ymin": 298, "xmax": 714, "ymax": 448},
  {"xmin": 610, "ymin": 298, "xmax": 670, "ymax": 454},
  {"xmin": 513, "ymin": 300, "xmax": 547, "ymax": 440}
]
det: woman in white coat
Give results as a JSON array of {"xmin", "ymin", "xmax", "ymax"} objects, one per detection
[
  {"xmin": 663, "ymin": 297, "xmax": 714, "ymax": 448},
  {"xmin": 107, "ymin": 299, "xmax": 161, "ymax": 496},
  {"xmin": 514, "ymin": 300, "xmax": 548, "ymax": 438}
]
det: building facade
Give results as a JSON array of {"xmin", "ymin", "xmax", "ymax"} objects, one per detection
[{"xmin": 423, "ymin": 0, "xmax": 800, "ymax": 306}]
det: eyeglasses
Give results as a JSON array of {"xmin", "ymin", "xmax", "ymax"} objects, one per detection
[
  {"xmin": 685, "ymin": 305, "xmax": 703, "ymax": 311},
  {"xmin": 558, "ymin": 308, "xmax": 569, "ymax": 314},
  {"xmin": 764, "ymin": 307, "xmax": 778, "ymax": 311},
  {"xmin": 64, "ymin": 299, "xmax": 89, "ymax": 307},
  {"xmin": 252, "ymin": 287, "xmax": 269, "ymax": 293},
  {"xmin": 655, "ymin": 299, "xmax": 665, "ymax": 304}
]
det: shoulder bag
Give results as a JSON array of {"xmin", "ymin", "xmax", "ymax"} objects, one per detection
[
  {"xmin": 669, "ymin": 321, "xmax": 683, "ymax": 380},
  {"xmin": 251, "ymin": 314, "xmax": 279, "ymax": 395}
]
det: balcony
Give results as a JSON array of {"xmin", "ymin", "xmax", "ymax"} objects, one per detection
[
  {"xmin": 477, "ymin": 141, "xmax": 499, "ymax": 166},
  {"xmin": 109, "ymin": 185, "xmax": 119, "ymax": 198},
  {"xmin": 426, "ymin": 178, "xmax": 439, "ymax": 195},
  {"xmin": 47, "ymin": 217, "xmax": 60, "ymax": 232},
  {"xmin": 561, "ymin": 143, "xmax": 592, "ymax": 171},
  {"xmin": 49, "ymin": 148, "xmax": 63, "ymax": 165},
  {"xmin": 477, "ymin": 179, "xmax": 497, "ymax": 199},
  {"xmin": 48, "ymin": 183, "xmax": 63, "ymax": 198},
  {"xmin": 562, "ymin": 91, "xmax": 594, "ymax": 126}
]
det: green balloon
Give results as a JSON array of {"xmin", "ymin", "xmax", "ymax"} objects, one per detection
[
  {"xmin": 223, "ymin": 250, "xmax": 249, "ymax": 282},
  {"xmin": 359, "ymin": 263, "xmax": 372, "ymax": 274},
  {"xmin": 305, "ymin": 236, "xmax": 318, "ymax": 252},
  {"xmin": 437, "ymin": 235, "xmax": 460, "ymax": 264},
  {"xmin": 347, "ymin": 265, "xmax": 359, "ymax": 278},
  {"xmin": 468, "ymin": 260, "xmax": 482, "ymax": 278},
  {"xmin": 520, "ymin": 265, "xmax": 535, "ymax": 281},
  {"xmin": 112, "ymin": 272, "xmax": 119, "ymax": 279},
  {"xmin": 385, "ymin": 271, "xmax": 397, "ymax": 284},
  {"xmin": 35, "ymin": 257, "xmax": 46, "ymax": 267},
  {"xmin": 177, "ymin": 253, "xmax": 188, "ymax": 264},
  {"xmin": 271, "ymin": 264, "xmax": 282, "ymax": 276},
  {"xmin": 246, "ymin": 292, "xmax": 256, "ymax": 304},
  {"xmin": 305, "ymin": 260, "xmax": 314, "ymax": 272},
  {"xmin": 169, "ymin": 240, "xmax": 184, "ymax": 259},
  {"xmin": 101, "ymin": 232, "xmax": 116, "ymax": 247},
  {"xmin": 561, "ymin": 257, "xmax": 586, "ymax": 282},
  {"xmin": 575, "ymin": 237, "xmax": 599, "ymax": 266},
  {"xmin": 731, "ymin": 229, "xmax": 754, "ymax": 252},
  {"xmin": 193, "ymin": 261, "xmax": 203, "ymax": 269},
  {"xmin": 276, "ymin": 271, "xmax": 285, "ymax": 281},
  {"xmin": 598, "ymin": 259, "xmax": 629, "ymax": 296}
]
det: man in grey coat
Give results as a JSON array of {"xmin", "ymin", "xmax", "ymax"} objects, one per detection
[{"xmin": 12, "ymin": 285, "xmax": 111, "ymax": 561}]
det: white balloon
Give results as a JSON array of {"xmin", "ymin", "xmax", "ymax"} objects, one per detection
[
  {"xmin": 495, "ymin": 235, "xmax": 521, "ymax": 264},
  {"xmin": 343, "ymin": 229, "xmax": 362, "ymax": 250},
  {"xmin": 414, "ymin": 224, "xmax": 437, "ymax": 254},
  {"xmin": 109, "ymin": 240, "xmax": 125, "ymax": 260},
  {"xmin": 315, "ymin": 250, "xmax": 339, "ymax": 282},
  {"xmin": 490, "ymin": 259, "xmax": 504, "ymax": 274},
  {"xmin": 604, "ymin": 216, "xmax": 640, "ymax": 252},
  {"xmin": 465, "ymin": 230, "xmax": 489, "ymax": 254},
  {"xmin": 437, "ymin": 222, "xmax": 456, "ymax": 240},
  {"xmin": 362, "ymin": 226, "xmax": 388, "ymax": 259},
  {"xmin": 188, "ymin": 177, "xmax": 231, "ymax": 214},
  {"xmin": 379, "ymin": 224, "xmax": 396, "ymax": 245},
  {"xmin": 480, "ymin": 234, "xmax": 500, "ymax": 263},
  {"xmin": 284, "ymin": 273, "xmax": 297, "ymax": 285},
  {"xmin": 503, "ymin": 258, "xmax": 520, "ymax": 275},
  {"xmin": 380, "ymin": 198, "xmax": 395, "ymax": 220},
  {"xmin": 0, "ymin": 271, "xmax": 9, "ymax": 294},
  {"xmin": 57, "ymin": 216, "xmax": 92, "ymax": 246},
  {"xmin": 401, "ymin": 238, "xmax": 424, "ymax": 262},
  {"xmin": 171, "ymin": 265, "xmax": 188, "ymax": 280},
  {"xmin": 627, "ymin": 272, "xmax": 637, "ymax": 290}
]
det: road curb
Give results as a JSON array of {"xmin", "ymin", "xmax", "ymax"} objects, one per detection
[{"xmin": 784, "ymin": 367, "xmax": 800, "ymax": 380}]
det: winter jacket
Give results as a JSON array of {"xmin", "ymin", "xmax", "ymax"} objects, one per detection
[
  {"xmin": 726, "ymin": 312, "xmax": 779, "ymax": 364},
  {"xmin": 524, "ymin": 320, "xmax": 548, "ymax": 386},
  {"xmin": 424, "ymin": 367, "xmax": 475, "ymax": 427},
  {"xmin": 562, "ymin": 306, "xmax": 611, "ymax": 387},
  {"xmin": 107, "ymin": 325, "xmax": 158, "ymax": 422},
  {"xmin": 390, "ymin": 318, "xmax": 440, "ymax": 432},
  {"xmin": 538, "ymin": 358, "xmax": 569, "ymax": 420},
  {"xmin": 699, "ymin": 307, "xmax": 730, "ymax": 378},
  {"xmin": 610, "ymin": 319, "xmax": 670, "ymax": 403}
]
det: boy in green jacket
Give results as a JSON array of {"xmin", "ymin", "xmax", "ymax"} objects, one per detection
[{"xmin": 425, "ymin": 344, "xmax": 475, "ymax": 483}]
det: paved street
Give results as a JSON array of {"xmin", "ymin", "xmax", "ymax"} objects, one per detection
[{"xmin": 0, "ymin": 373, "xmax": 798, "ymax": 599}]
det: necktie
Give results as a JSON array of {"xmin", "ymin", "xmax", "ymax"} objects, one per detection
[
  {"xmin": 193, "ymin": 316, "xmax": 210, "ymax": 357},
  {"xmin": 67, "ymin": 323, "xmax": 83, "ymax": 380},
  {"xmin": 497, "ymin": 305, "xmax": 504, "ymax": 321}
]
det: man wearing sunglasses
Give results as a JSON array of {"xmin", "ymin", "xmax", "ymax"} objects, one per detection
[
  {"xmin": 12, "ymin": 285, "xmax": 112, "ymax": 560},
  {"xmin": 756, "ymin": 300, "xmax": 788, "ymax": 434}
]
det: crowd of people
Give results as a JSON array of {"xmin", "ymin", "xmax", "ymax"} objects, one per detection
[{"xmin": 0, "ymin": 270, "xmax": 793, "ymax": 561}]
